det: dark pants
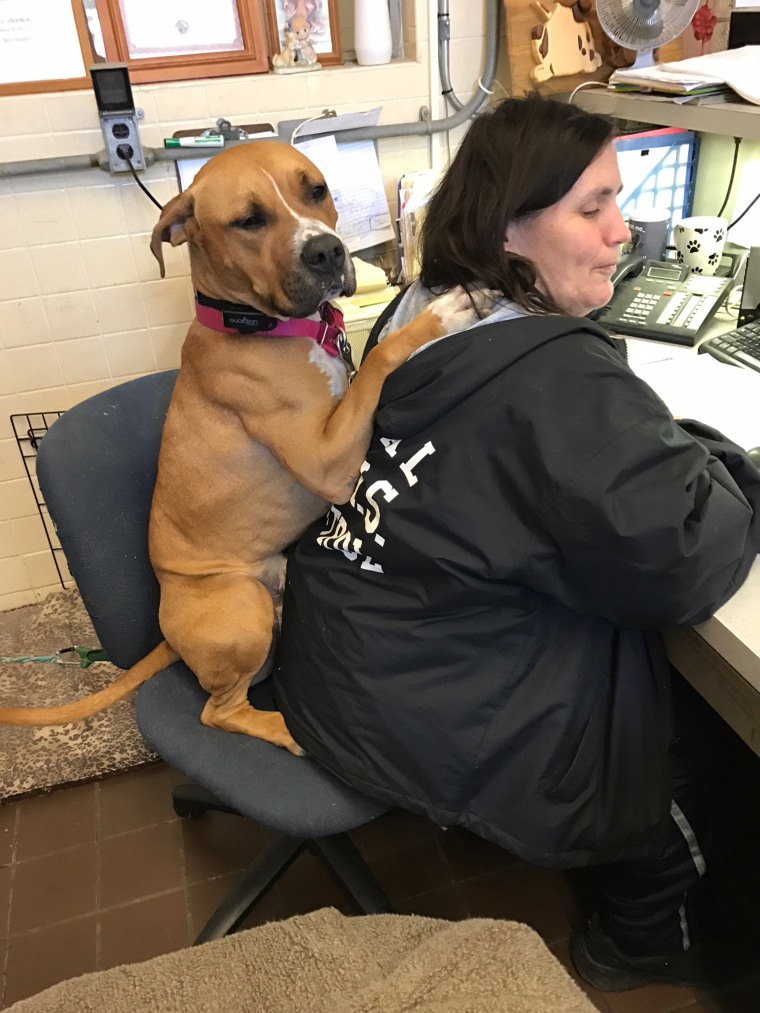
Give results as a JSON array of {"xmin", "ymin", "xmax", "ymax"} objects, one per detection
[{"xmin": 593, "ymin": 670, "xmax": 734, "ymax": 957}]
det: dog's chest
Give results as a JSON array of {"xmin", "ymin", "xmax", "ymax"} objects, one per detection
[{"xmin": 309, "ymin": 343, "xmax": 350, "ymax": 397}]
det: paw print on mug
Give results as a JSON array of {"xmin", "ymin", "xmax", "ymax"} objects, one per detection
[{"xmin": 675, "ymin": 216, "xmax": 728, "ymax": 276}]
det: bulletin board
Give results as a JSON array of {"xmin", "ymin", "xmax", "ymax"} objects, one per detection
[{"xmin": 501, "ymin": 0, "xmax": 684, "ymax": 97}]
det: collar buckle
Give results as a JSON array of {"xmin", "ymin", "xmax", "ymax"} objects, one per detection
[{"xmin": 337, "ymin": 329, "xmax": 357, "ymax": 382}]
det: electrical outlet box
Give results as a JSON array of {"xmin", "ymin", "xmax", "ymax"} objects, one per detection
[
  {"xmin": 98, "ymin": 112, "xmax": 145, "ymax": 173},
  {"xmin": 90, "ymin": 63, "xmax": 145, "ymax": 173}
]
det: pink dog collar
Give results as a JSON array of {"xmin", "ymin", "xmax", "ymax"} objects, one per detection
[{"xmin": 194, "ymin": 291, "xmax": 349, "ymax": 362}]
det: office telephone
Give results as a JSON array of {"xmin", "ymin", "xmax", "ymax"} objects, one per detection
[{"xmin": 593, "ymin": 256, "xmax": 734, "ymax": 346}]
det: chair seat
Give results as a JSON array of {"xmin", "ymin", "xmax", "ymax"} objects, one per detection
[{"xmin": 135, "ymin": 666, "xmax": 390, "ymax": 838}]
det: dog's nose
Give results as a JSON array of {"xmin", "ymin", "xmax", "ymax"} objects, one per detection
[{"xmin": 301, "ymin": 234, "xmax": 345, "ymax": 275}]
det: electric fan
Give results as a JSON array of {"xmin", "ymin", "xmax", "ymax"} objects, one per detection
[{"xmin": 596, "ymin": 0, "xmax": 701, "ymax": 71}]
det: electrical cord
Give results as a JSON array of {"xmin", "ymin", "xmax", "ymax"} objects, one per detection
[
  {"xmin": 727, "ymin": 190, "xmax": 760, "ymax": 231},
  {"xmin": 290, "ymin": 110, "xmax": 336, "ymax": 147},
  {"xmin": 117, "ymin": 145, "xmax": 164, "ymax": 211},
  {"xmin": 717, "ymin": 137, "xmax": 742, "ymax": 218},
  {"xmin": 568, "ymin": 81, "xmax": 609, "ymax": 105}
]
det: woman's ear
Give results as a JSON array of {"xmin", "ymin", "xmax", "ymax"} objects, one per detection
[{"xmin": 503, "ymin": 220, "xmax": 525, "ymax": 256}]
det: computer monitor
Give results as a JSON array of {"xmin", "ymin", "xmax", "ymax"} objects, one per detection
[{"xmin": 738, "ymin": 246, "xmax": 760, "ymax": 326}]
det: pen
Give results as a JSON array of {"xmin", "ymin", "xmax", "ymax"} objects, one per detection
[{"xmin": 164, "ymin": 136, "xmax": 224, "ymax": 148}]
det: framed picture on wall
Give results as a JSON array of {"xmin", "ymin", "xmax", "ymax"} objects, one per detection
[
  {"xmin": 264, "ymin": 0, "xmax": 343, "ymax": 67},
  {"xmin": 93, "ymin": 0, "xmax": 269, "ymax": 82},
  {"xmin": 0, "ymin": 0, "xmax": 98, "ymax": 96}
]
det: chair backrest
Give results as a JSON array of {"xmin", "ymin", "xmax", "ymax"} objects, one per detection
[{"xmin": 36, "ymin": 371, "xmax": 178, "ymax": 669}]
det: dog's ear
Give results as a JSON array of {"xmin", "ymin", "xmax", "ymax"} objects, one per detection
[{"xmin": 150, "ymin": 191, "xmax": 196, "ymax": 278}]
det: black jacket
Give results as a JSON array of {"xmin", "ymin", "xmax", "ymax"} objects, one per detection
[{"xmin": 274, "ymin": 312, "xmax": 760, "ymax": 867}]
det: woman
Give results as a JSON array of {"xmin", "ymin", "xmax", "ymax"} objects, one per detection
[{"xmin": 274, "ymin": 96, "xmax": 760, "ymax": 990}]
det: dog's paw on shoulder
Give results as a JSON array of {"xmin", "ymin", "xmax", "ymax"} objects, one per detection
[{"xmin": 429, "ymin": 285, "xmax": 499, "ymax": 335}]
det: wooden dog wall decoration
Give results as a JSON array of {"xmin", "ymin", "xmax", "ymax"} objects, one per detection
[{"xmin": 530, "ymin": 0, "xmax": 603, "ymax": 83}]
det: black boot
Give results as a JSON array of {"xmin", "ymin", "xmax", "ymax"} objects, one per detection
[{"xmin": 570, "ymin": 914, "xmax": 730, "ymax": 992}]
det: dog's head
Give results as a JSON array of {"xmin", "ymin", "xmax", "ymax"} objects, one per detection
[{"xmin": 150, "ymin": 141, "xmax": 356, "ymax": 318}]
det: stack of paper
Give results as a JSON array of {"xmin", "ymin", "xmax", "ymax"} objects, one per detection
[
  {"xmin": 634, "ymin": 352, "xmax": 760, "ymax": 450},
  {"xmin": 609, "ymin": 45, "xmax": 760, "ymax": 106},
  {"xmin": 292, "ymin": 108, "xmax": 396, "ymax": 254},
  {"xmin": 397, "ymin": 170, "xmax": 439, "ymax": 284}
]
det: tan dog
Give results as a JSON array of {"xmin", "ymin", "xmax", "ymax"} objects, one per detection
[{"xmin": 0, "ymin": 141, "xmax": 485, "ymax": 753}]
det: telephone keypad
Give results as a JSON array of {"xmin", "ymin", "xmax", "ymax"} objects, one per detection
[{"xmin": 621, "ymin": 292, "xmax": 660, "ymax": 323}]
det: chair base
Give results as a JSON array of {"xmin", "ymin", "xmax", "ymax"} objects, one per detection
[{"xmin": 172, "ymin": 783, "xmax": 393, "ymax": 944}]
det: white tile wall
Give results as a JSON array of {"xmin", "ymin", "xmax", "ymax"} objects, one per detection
[{"xmin": 0, "ymin": 0, "xmax": 502, "ymax": 610}]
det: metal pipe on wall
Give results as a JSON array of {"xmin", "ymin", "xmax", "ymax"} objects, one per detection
[
  {"xmin": 437, "ymin": 0, "xmax": 464, "ymax": 113},
  {"xmin": 0, "ymin": 0, "xmax": 500, "ymax": 180}
]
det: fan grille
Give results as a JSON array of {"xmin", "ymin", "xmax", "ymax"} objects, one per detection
[{"xmin": 597, "ymin": 0, "xmax": 701, "ymax": 52}]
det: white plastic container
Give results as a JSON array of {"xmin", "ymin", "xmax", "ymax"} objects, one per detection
[{"xmin": 354, "ymin": 0, "xmax": 393, "ymax": 66}]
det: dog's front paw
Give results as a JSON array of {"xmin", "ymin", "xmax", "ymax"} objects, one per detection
[{"xmin": 429, "ymin": 286, "xmax": 499, "ymax": 335}]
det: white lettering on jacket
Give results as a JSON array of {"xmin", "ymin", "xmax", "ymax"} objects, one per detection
[{"xmin": 315, "ymin": 439, "xmax": 437, "ymax": 573}]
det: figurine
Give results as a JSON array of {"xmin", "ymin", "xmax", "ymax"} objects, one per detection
[{"xmin": 272, "ymin": 15, "xmax": 322, "ymax": 73}]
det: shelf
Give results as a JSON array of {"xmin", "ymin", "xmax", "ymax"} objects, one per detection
[{"xmin": 575, "ymin": 89, "xmax": 760, "ymax": 141}]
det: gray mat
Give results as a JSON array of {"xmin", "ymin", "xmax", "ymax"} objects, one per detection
[{"xmin": 0, "ymin": 588, "xmax": 156, "ymax": 802}]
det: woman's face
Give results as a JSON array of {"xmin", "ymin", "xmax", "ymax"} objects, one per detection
[{"xmin": 503, "ymin": 141, "xmax": 631, "ymax": 316}]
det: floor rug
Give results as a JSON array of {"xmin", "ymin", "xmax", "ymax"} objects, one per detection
[{"xmin": 0, "ymin": 588, "xmax": 156, "ymax": 802}]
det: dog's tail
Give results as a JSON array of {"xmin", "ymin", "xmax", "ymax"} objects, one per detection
[{"xmin": 0, "ymin": 640, "xmax": 179, "ymax": 727}]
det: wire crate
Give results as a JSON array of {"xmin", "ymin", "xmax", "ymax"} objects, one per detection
[
  {"xmin": 616, "ymin": 127, "xmax": 700, "ymax": 239},
  {"xmin": 10, "ymin": 411, "xmax": 73, "ymax": 590}
]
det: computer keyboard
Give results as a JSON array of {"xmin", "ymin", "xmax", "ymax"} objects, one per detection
[{"xmin": 700, "ymin": 319, "xmax": 760, "ymax": 371}]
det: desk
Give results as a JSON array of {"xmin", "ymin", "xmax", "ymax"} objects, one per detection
[{"xmin": 626, "ymin": 322, "xmax": 760, "ymax": 757}]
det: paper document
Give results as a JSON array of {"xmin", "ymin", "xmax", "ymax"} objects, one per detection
[
  {"xmin": 610, "ymin": 46, "xmax": 760, "ymax": 105},
  {"xmin": 294, "ymin": 112, "xmax": 394, "ymax": 253},
  {"xmin": 397, "ymin": 169, "xmax": 440, "ymax": 284},
  {"xmin": 633, "ymin": 353, "xmax": 760, "ymax": 450}
]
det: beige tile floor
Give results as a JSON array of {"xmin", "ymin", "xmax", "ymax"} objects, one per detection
[{"xmin": 0, "ymin": 753, "xmax": 758, "ymax": 1011}]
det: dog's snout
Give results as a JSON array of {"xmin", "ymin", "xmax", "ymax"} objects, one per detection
[{"xmin": 301, "ymin": 234, "xmax": 345, "ymax": 275}]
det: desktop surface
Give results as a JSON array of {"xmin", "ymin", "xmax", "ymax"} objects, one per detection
[
  {"xmin": 626, "ymin": 320, "xmax": 760, "ymax": 452},
  {"xmin": 624, "ymin": 315, "xmax": 760, "ymax": 753}
]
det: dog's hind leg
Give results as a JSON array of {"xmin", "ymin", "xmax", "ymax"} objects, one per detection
[{"xmin": 159, "ymin": 575, "xmax": 303, "ymax": 755}]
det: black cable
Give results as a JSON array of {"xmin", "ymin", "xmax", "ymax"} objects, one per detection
[
  {"xmin": 717, "ymin": 137, "xmax": 741, "ymax": 218},
  {"xmin": 117, "ymin": 146, "xmax": 163, "ymax": 211},
  {"xmin": 727, "ymin": 190, "xmax": 760, "ymax": 231}
]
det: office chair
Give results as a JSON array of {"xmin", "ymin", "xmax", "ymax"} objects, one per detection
[{"xmin": 36, "ymin": 370, "xmax": 392, "ymax": 943}]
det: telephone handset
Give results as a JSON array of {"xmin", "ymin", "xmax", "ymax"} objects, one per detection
[
  {"xmin": 610, "ymin": 253, "xmax": 645, "ymax": 289},
  {"xmin": 593, "ymin": 257, "xmax": 733, "ymax": 345}
]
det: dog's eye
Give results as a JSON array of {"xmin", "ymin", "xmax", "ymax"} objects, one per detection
[
  {"xmin": 311, "ymin": 184, "xmax": 327, "ymax": 202},
  {"xmin": 232, "ymin": 213, "xmax": 267, "ymax": 231}
]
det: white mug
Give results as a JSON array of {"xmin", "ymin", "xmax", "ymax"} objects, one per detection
[{"xmin": 674, "ymin": 216, "xmax": 728, "ymax": 276}]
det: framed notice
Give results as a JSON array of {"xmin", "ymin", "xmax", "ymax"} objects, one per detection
[
  {"xmin": 0, "ymin": 0, "xmax": 97, "ymax": 95},
  {"xmin": 94, "ymin": 0, "xmax": 268, "ymax": 81}
]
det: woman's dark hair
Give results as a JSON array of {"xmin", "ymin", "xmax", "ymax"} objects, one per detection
[{"xmin": 418, "ymin": 95, "xmax": 615, "ymax": 314}]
